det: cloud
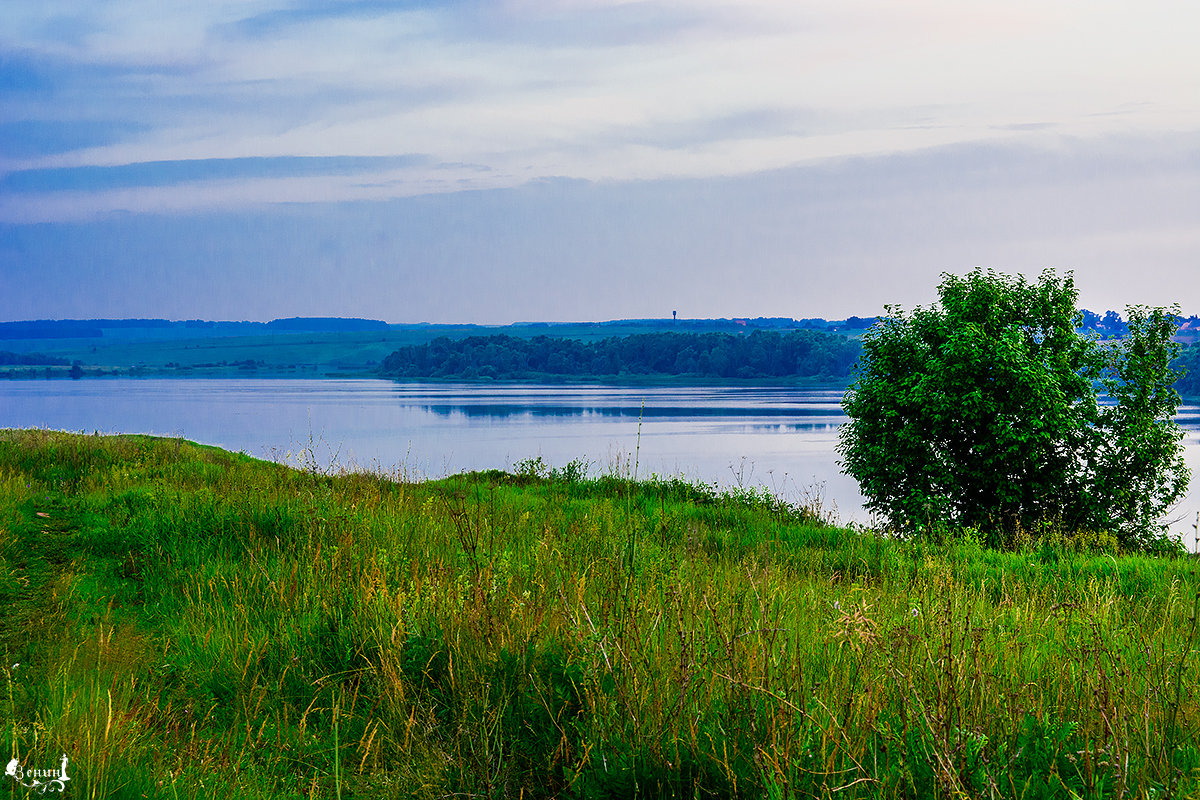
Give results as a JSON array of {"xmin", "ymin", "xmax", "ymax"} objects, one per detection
[
  {"xmin": 0, "ymin": 155, "xmax": 429, "ymax": 192},
  {"xmin": 0, "ymin": 50, "xmax": 56, "ymax": 92},
  {"xmin": 3, "ymin": 133, "xmax": 1197, "ymax": 323},
  {"xmin": 1, "ymin": 0, "xmax": 1198, "ymax": 223},
  {"xmin": 228, "ymin": 1, "xmax": 463, "ymax": 38},
  {"xmin": 0, "ymin": 119, "xmax": 147, "ymax": 159}
]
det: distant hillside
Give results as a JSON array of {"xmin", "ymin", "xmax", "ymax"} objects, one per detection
[
  {"xmin": 0, "ymin": 317, "xmax": 388, "ymax": 339},
  {"xmin": 572, "ymin": 316, "xmax": 877, "ymax": 332},
  {"xmin": 265, "ymin": 317, "xmax": 388, "ymax": 332},
  {"xmin": 4, "ymin": 312, "xmax": 1196, "ymax": 386},
  {"xmin": 0, "ymin": 320, "xmax": 107, "ymax": 339}
]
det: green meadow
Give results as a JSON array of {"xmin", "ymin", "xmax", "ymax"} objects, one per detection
[{"xmin": 2, "ymin": 429, "xmax": 1200, "ymax": 798}]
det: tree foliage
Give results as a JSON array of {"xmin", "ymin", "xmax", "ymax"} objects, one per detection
[
  {"xmin": 0, "ymin": 350, "xmax": 71, "ymax": 366},
  {"xmin": 379, "ymin": 330, "xmax": 861, "ymax": 382},
  {"xmin": 838, "ymin": 268, "xmax": 1189, "ymax": 548}
]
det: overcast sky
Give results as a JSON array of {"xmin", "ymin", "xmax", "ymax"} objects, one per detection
[{"xmin": 2, "ymin": 0, "xmax": 1198, "ymax": 323}]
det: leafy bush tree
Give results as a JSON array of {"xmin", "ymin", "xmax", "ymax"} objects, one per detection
[{"xmin": 838, "ymin": 268, "xmax": 1189, "ymax": 548}]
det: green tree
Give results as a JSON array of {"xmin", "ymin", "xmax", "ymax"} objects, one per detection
[{"xmin": 838, "ymin": 268, "xmax": 1189, "ymax": 548}]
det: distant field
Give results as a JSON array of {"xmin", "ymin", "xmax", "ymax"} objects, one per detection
[
  {"xmin": 0, "ymin": 329, "xmax": 446, "ymax": 377},
  {"xmin": 0, "ymin": 320, "xmax": 841, "ymax": 379},
  {"xmin": 5, "ymin": 317, "xmax": 1191, "ymax": 389}
]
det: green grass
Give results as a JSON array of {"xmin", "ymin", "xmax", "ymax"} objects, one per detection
[{"xmin": 2, "ymin": 429, "xmax": 1200, "ymax": 798}]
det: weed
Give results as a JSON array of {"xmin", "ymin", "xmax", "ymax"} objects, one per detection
[{"xmin": 1, "ymin": 429, "xmax": 1199, "ymax": 797}]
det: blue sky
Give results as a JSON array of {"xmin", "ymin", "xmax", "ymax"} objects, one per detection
[{"xmin": 2, "ymin": 0, "xmax": 1198, "ymax": 323}]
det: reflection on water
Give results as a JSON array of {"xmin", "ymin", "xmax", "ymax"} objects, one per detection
[
  {"xmin": 732, "ymin": 422, "xmax": 841, "ymax": 433},
  {"xmin": 419, "ymin": 403, "xmax": 847, "ymax": 420},
  {"xmin": 1, "ymin": 378, "xmax": 1198, "ymax": 538}
]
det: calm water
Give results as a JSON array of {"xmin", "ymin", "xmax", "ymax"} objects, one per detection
[{"xmin": 3, "ymin": 378, "xmax": 1199, "ymax": 537}]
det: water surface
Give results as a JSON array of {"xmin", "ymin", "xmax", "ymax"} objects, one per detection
[{"xmin": 3, "ymin": 378, "xmax": 1198, "ymax": 538}]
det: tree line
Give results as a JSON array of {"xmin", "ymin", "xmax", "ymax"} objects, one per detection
[
  {"xmin": 0, "ymin": 316, "xmax": 389, "ymax": 340},
  {"xmin": 1080, "ymin": 309, "xmax": 1200, "ymax": 338},
  {"xmin": 0, "ymin": 350, "xmax": 70, "ymax": 366},
  {"xmin": 378, "ymin": 327, "xmax": 1200, "ymax": 392},
  {"xmin": 1174, "ymin": 342, "xmax": 1200, "ymax": 396},
  {"xmin": 379, "ymin": 330, "xmax": 862, "ymax": 381}
]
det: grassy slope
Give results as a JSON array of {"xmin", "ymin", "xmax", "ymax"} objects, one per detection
[{"xmin": 2, "ymin": 430, "xmax": 1200, "ymax": 798}]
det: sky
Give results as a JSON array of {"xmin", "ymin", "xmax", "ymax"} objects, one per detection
[{"xmin": 1, "ymin": 0, "xmax": 1198, "ymax": 324}]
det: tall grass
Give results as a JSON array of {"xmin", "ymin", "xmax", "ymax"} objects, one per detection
[{"xmin": 0, "ymin": 428, "xmax": 1198, "ymax": 797}]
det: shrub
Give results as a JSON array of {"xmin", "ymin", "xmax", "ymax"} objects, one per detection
[{"xmin": 838, "ymin": 268, "xmax": 1189, "ymax": 548}]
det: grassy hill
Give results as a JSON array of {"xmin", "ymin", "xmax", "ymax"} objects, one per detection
[{"xmin": 2, "ymin": 430, "xmax": 1200, "ymax": 797}]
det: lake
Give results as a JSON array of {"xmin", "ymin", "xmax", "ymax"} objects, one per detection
[{"xmin": 3, "ymin": 378, "xmax": 1199, "ymax": 539}]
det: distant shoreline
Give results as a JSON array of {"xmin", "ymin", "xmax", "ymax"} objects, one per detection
[
  {"xmin": 0, "ymin": 366, "xmax": 852, "ymax": 390},
  {"xmin": 4, "ymin": 315, "xmax": 1197, "ymax": 396},
  {"xmin": 7, "ymin": 372, "xmax": 1199, "ymax": 404}
]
